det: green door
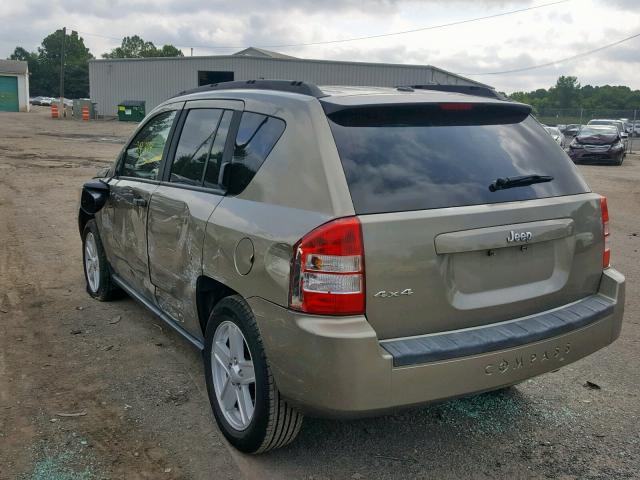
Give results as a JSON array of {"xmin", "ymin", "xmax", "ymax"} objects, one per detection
[{"xmin": 0, "ymin": 76, "xmax": 19, "ymax": 112}]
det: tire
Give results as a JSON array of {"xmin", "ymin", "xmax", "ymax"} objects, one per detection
[
  {"xmin": 203, "ymin": 295, "xmax": 303, "ymax": 453},
  {"xmin": 82, "ymin": 219, "xmax": 118, "ymax": 301}
]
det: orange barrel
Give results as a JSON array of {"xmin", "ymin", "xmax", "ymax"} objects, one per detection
[
  {"xmin": 82, "ymin": 106, "xmax": 90, "ymax": 121},
  {"xmin": 51, "ymin": 104, "xmax": 59, "ymax": 119}
]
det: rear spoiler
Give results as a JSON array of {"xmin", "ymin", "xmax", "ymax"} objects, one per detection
[
  {"xmin": 323, "ymin": 101, "xmax": 532, "ymax": 127},
  {"xmin": 406, "ymin": 84, "xmax": 508, "ymax": 100}
]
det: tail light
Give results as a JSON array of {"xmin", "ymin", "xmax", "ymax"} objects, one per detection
[
  {"xmin": 289, "ymin": 217, "xmax": 365, "ymax": 315},
  {"xmin": 600, "ymin": 195, "xmax": 610, "ymax": 268}
]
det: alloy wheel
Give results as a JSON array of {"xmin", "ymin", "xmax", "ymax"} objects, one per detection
[
  {"xmin": 211, "ymin": 321, "xmax": 256, "ymax": 431},
  {"xmin": 84, "ymin": 232, "xmax": 100, "ymax": 292}
]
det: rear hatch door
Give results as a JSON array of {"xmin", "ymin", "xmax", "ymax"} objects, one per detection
[{"xmin": 325, "ymin": 99, "xmax": 603, "ymax": 340}]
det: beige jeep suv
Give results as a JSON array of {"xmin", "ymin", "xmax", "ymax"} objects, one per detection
[{"xmin": 79, "ymin": 80, "xmax": 625, "ymax": 453}]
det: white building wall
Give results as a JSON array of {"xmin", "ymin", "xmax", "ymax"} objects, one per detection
[
  {"xmin": 90, "ymin": 56, "xmax": 489, "ymax": 116},
  {"xmin": 17, "ymin": 73, "xmax": 29, "ymax": 112}
]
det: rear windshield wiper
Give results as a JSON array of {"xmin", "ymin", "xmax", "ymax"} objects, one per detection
[{"xmin": 489, "ymin": 174, "xmax": 554, "ymax": 192}]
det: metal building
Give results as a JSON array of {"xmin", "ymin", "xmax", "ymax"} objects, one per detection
[
  {"xmin": 0, "ymin": 60, "xmax": 30, "ymax": 112},
  {"xmin": 89, "ymin": 48, "xmax": 489, "ymax": 116}
]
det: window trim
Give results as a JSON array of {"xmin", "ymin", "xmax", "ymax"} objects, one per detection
[
  {"xmin": 221, "ymin": 110, "xmax": 286, "ymax": 194},
  {"xmin": 164, "ymin": 107, "xmax": 224, "ymax": 186},
  {"xmin": 116, "ymin": 103, "xmax": 183, "ymax": 182},
  {"xmin": 218, "ymin": 110, "xmax": 243, "ymax": 187},
  {"xmin": 157, "ymin": 181, "xmax": 227, "ymax": 196},
  {"xmin": 161, "ymin": 106, "xmax": 240, "ymax": 193}
]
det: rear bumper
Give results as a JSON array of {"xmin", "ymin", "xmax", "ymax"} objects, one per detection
[{"xmin": 249, "ymin": 268, "xmax": 625, "ymax": 418}]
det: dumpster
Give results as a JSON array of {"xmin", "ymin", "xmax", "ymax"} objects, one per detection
[{"xmin": 118, "ymin": 100, "xmax": 145, "ymax": 122}]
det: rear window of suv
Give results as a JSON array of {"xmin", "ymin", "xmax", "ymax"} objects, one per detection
[{"xmin": 327, "ymin": 104, "xmax": 589, "ymax": 214}]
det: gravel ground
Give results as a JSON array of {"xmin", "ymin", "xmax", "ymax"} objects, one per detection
[{"xmin": 0, "ymin": 107, "xmax": 638, "ymax": 480}]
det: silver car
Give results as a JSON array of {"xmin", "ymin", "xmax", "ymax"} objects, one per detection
[
  {"xmin": 544, "ymin": 125, "xmax": 566, "ymax": 148},
  {"xmin": 79, "ymin": 81, "xmax": 625, "ymax": 453}
]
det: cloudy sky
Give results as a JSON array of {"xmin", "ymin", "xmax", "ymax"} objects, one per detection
[{"xmin": 1, "ymin": 0, "xmax": 639, "ymax": 93}]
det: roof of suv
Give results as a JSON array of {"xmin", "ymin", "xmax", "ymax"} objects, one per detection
[{"xmin": 171, "ymin": 80, "xmax": 512, "ymax": 108}]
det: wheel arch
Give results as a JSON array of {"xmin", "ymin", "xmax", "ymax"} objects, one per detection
[
  {"xmin": 78, "ymin": 209, "xmax": 93, "ymax": 237},
  {"xmin": 196, "ymin": 275, "xmax": 239, "ymax": 336}
]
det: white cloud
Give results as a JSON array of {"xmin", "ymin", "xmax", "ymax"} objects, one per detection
[{"xmin": 1, "ymin": 0, "xmax": 639, "ymax": 92}]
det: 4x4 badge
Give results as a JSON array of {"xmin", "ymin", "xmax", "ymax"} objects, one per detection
[{"xmin": 374, "ymin": 288, "xmax": 414, "ymax": 298}]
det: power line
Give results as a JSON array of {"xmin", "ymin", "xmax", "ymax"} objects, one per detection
[
  {"xmin": 72, "ymin": 0, "xmax": 571, "ymax": 51},
  {"xmin": 457, "ymin": 31, "xmax": 640, "ymax": 75}
]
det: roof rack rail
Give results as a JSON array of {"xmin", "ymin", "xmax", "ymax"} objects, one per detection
[
  {"xmin": 175, "ymin": 79, "xmax": 326, "ymax": 98},
  {"xmin": 407, "ymin": 84, "xmax": 508, "ymax": 101}
]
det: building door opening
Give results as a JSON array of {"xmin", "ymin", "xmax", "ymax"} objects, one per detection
[{"xmin": 198, "ymin": 71, "xmax": 234, "ymax": 86}]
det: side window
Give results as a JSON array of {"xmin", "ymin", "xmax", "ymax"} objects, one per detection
[
  {"xmin": 229, "ymin": 112, "xmax": 285, "ymax": 194},
  {"xmin": 204, "ymin": 110, "xmax": 233, "ymax": 189},
  {"xmin": 121, "ymin": 111, "xmax": 176, "ymax": 180},
  {"xmin": 170, "ymin": 109, "xmax": 223, "ymax": 186}
]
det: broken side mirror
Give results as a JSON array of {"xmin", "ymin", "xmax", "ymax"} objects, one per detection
[{"xmin": 81, "ymin": 179, "xmax": 110, "ymax": 215}]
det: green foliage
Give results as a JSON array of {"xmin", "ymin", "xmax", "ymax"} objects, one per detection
[
  {"xmin": 7, "ymin": 32, "xmax": 181, "ymax": 97},
  {"xmin": 102, "ymin": 35, "xmax": 184, "ymax": 59},
  {"xmin": 9, "ymin": 29, "xmax": 93, "ymax": 97},
  {"xmin": 510, "ymin": 76, "xmax": 640, "ymax": 112}
]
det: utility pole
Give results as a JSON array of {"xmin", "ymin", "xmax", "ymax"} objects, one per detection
[
  {"xmin": 59, "ymin": 27, "xmax": 66, "ymax": 114},
  {"xmin": 190, "ymin": 47, "xmax": 193, "ymax": 56},
  {"xmin": 630, "ymin": 109, "xmax": 636, "ymax": 154}
]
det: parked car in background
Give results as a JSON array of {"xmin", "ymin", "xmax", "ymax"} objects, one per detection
[
  {"xmin": 619, "ymin": 118, "xmax": 631, "ymax": 133},
  {"xmin": 29, "ymin": 97, "xmax": 75, "ymax": 108},
  {"xmin": 50, "ymin": 97, "xmax": 65, "ymax": 106},
  {"xmin": 30, "ymin": 96, "xmax": 47, "ymax": 106},
  {"xmin": 588, "ymin": 119, "xmax": 628, "ymax": 151},
  {"xmin": 563, "ymin": 124, "xmax": 581, "ymax": 137},
  {"xmin": 569, "ymin": 125, "xmax": 625, "ymax": 165},
  {"xmin": 544, "ymin": 126, "xmax": 566, "ymax": 148},
  {"xmin": 78, "ymin": 80, "xmax": 624, "ymax": 453},
  {"xmin": 633, "ymin": 121, "xmax": 640, "ymax": 136}
]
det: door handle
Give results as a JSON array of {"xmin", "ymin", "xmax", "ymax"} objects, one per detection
[{"xmin": 133, "ymin": 197, "xmax": 147, "ymax": 207}]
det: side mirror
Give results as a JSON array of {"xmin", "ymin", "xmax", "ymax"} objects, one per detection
[{"xmin": 81, "ymin": 179, "xmax": 110, "ymax": 215}]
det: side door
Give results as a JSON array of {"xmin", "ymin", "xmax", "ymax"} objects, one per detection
[
  {"xmin": 108, "ymin": 105, "xmax": 181, "ymax": 299},
  {"xmin": 147, "ymin": 100, "xmax": 241, "ymax": 337}
]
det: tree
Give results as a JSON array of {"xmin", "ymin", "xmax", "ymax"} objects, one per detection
[
  {"xmin": 9, "ymin": 47, "xmax": 36, "ymax": 63},
  {"xmin": 550, "ymin": 75, "xmax": 580, "ymax": 109},
  {"xmin": 8, "ymin": 30, "xmax": 93, "ymax": 97},
  {"xmin": 102, "ymin": 35, "xmax": 184, "ymax": 59},
  {"xmin": 39, "ymin": 30, "xmax": 93, "ymax": 98},
  {"xmin": 158, "ymin": 44, "xmax": 183, "ymax": 57},
  {"xmin": 508, "ymin": 76, "xmax": 640, "ymax": 112}
]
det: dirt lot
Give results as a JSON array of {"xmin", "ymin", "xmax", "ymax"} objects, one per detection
[{"xmin": 1, "ymin": 107, "xmax": 639, "ymax": 480}]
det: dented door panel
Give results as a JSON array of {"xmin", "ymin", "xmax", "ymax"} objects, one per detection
[
  {"xmin": 108, "ymin": 179, "xmax": 158, "ymax": 299},
  {"xmin": 148, "ymin": 186, "xmax": 223, "ymax": 338}
]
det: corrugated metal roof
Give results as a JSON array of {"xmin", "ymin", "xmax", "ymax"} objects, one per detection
[
  {"xmin": 88, "ymin": 54, "xmax": 486, "ymax": 85},
  {"xmin": 232, "ymin": 47, "xmax": 298, "ymax": 59},
  {"xmin": 0, "ymin": 60, "xmax": 28, "ymax": 75}
]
